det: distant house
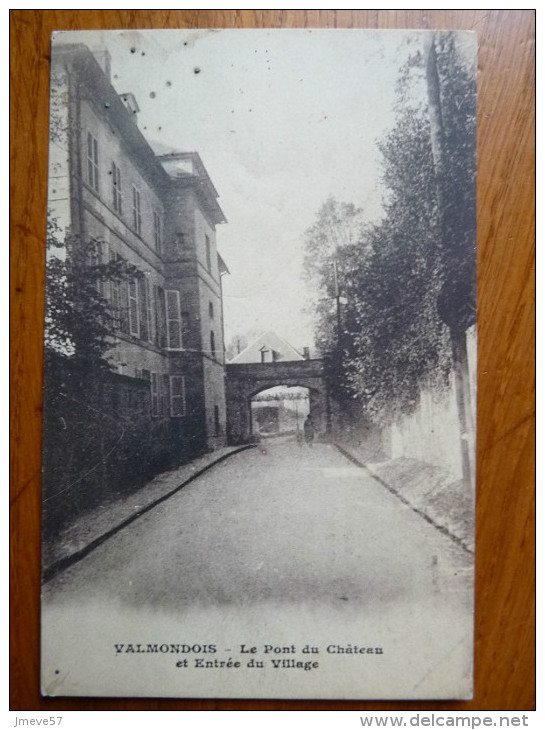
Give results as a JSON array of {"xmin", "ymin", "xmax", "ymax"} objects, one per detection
[{"xmin": 228, "ymin": 330, "xmax": 306, "ymax": 364}]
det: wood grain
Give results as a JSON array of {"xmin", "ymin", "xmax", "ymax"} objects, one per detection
[{"xmin": 10, "ymin": 9, "xmax": 535, "ymax": 711}]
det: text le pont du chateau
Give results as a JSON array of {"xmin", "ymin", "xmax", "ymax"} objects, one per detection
[{"xmin": 114, "ymin": 643, "xmax": 385, "ymax": 671}]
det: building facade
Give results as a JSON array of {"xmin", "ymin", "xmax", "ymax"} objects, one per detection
[{"xmin": 48, "ymin": 43, "xmax": 228, "ymax": 456}]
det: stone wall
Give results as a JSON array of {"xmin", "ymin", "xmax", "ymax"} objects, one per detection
[
  {"xmin": 384, "ymin": 326, "xmax": 477, "ymax": 480},
  {"xmin": 41, "ymin": 356, "xmax": 204, "ymax": 537}
]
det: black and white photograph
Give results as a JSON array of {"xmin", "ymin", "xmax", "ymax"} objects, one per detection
[{"xmin": 41, "ymin": 28, "xmax": 477, "ymax": 699}]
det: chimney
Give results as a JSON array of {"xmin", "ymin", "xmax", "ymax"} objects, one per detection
[
  {"xmin": 119, "ymin": 92, "xmax": 140, "ymax": 124},
  {"xmin": 303, "ymin": 347, "xmax": 310, "ymax": 360},
  {"xmin": 92, "ymin": 48, "xmax": 112, "ymax": 83}
]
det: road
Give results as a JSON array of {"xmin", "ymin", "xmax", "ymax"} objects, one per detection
[
  {"xmin": 44, "ymin": 437, "xmax": 472, "ymax": 609},
  {"xmin": 42, "ymin": 437, "xmax": 474, "ymax": 698}
]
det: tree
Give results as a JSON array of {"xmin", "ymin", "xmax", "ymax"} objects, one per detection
[
  {"xmin": 303, "ymin": 33, "xmax": 476, "ymax": 430},
  {"xmin": 44, "ymin": 220, "xmax": 138, "ymax": 373},
  {"xmin": 424, "ymin": 33, "xmax": 477, "ymax": 331},
  {"xmin": 225, "ymin": 334, "xmax": 249, "ymax": 362},
  {"xmin": 302, "ymin": 198, "xmax": 367, "ymax": 402},
  {"xmin": 42, "ymin": 222, "xmax": 145, "ymax": 535},
  {"xmin": 425, "ymin": 32, "xmax": 477, "ymax": 486}
]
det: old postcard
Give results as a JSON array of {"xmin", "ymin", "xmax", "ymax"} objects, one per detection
[{"xmin": 41, "ymin": 28, "xmax": 477, "ymax": 699}]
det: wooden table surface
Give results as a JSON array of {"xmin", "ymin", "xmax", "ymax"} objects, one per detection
[{"xmin": 10, "ymin": 10, "xmax": 535, "ymax": 711}]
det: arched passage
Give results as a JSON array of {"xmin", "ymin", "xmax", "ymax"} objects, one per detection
[
  {"xmin": 225, "ymin": 360, "xmax": 329, "ymax": 444},
  {"xmin": 250, "ymin": 385, "xmax": 310, "ymax": 437}
]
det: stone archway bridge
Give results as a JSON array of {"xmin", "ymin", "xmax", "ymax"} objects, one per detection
[{"xmin": 225, "ymin": 359, "xmax": 328, "ymax": 443}]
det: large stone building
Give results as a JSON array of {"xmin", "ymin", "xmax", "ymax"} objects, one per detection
[{"xmin": 48, "ymin": 43, "xmax": 228, "ymax": 455}]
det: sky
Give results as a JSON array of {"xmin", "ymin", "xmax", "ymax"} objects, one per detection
[{"xmin": 54, "ymin": 28, "xmax": 426, "ymax": 351}]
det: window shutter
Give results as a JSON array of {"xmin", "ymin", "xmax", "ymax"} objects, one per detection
[
  {"xmin": 128, "ymin": 278, "xmax": 139, "ymax": 337},
  {"xmin": 119, "ymin": 279, "xmax": 130, "ymax": 334},
  {"xmin": 162, "ymin": 374, "xmax": 170, "ymax": 416},
  {"xmin": 165, "ymin": 289, "xmax": 182, "ymax": 349},
  {"xmin": 110, "ymin": 278, "xmax": 120, "ymax": 329},
  {"xmin": 132, "ymin": 186, "xmax": 141, "ymax": 234},
  {"xmin": 205, "ymin": 235, "xmax": 212, "ymax": 272},
  {"xmin": 150, "ymin": 373, "xmax": 159, "ymax": 417},
  {"xmin": 87, "ymin": 133, "xmax": 93, "ymax": 184},
  {"xmin": 100, "ymin": 242, "xmax": 110, "ymax": 300},
  {"xmin": 155, "ymin": 285, "xmax": 167, "ymax": 348},
  {"xmin": 93, "ymin": 137, "xmax": 99, "ymax": 190},
  {"xmin": 87, "ymin": 132, "xmax": 99, "ymax": 191},
  {"xmin": 145, "ymin": 278, "xmax": 154, "ymax": 343},
  {"xmin": 112, "ymin": 162, "xmax": 122, "ymax": 213},
  {"xmin": 138, "ymin": 277, "xmax": 149, "ymax": 342},
  {"xmin": 153, "ymin": 211, "xmax": 162, "ymax": 253}
]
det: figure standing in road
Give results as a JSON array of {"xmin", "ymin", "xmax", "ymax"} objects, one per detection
[{"xmin": 303, "ymin": 414, "xmax": 315, "ymax": 447}]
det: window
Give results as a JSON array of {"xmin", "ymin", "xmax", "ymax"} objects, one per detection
[
  {"xmin": 210, "ymin": 330, "xmax": 216, "ymax": 358},
  {"xmin": 150, "ymin": 373, "xmax": 159, "ymax": 417},
  {"xmin": 138, "ymin": 278, "xmax": 148, "ymax": 342},
  {"xmin": 132, "ymin": 186, "xmax": 141, "ymax": 235},
  {"xmin": 154, "ymin": 285, "xmax": 167, "ymax": 348},
  {"xmin": 139, "ymin": 277, "xmax": 154, "ymax": 343},
  {"xmin": 214, "ymin": 405, "xmax": 221, "ymax": 435},
  {"xmin": 119, "ymin": 280, "xmax": 130, "ymax": 334},
  {"xmin": 205, "ymin": 234, "xmax": 212, "ymax": 273},
  {"xmin": 162, "ymin": 374, "xmax": 171, "ymax": 417},
  {"xmin": 170, "ymin": 375, "xmax": 186, "ymax": 417},
  {"xmin": 181, "ymin": 311, "xmax": 191, "ymax": 346},
  {"xmin": 165, "ymin": 290, "xmax": 182, "ymax": 349},
  {"xmin": 110, "ymin": 269, "xmax": 121, "ymax": 328},
  {"xmin": 208, "ymin": 301, "xmax": 214, "ymax": 319},
  {"xmin": 87, "ymin": 132, "xmax": 99, "ymax": 192},
  {"xmin": 91, "ymin": 240, "xmax": 109, "ymax": 298},
  {"xmin": 153, "ymin": 211, "xmax": 162, "ymax": 253},
  {"xmin": 109, "ymin": 252, "xmax": 130, "ymax": 334},
  {"xmin": 112, "ymin": 162, "xmax": 122, "ymax": 213}
]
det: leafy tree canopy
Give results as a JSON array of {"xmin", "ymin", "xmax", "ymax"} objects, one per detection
[
  {"xmin": 303, "ymin": 33, "xmax": 476, "ymax": 423},
  {"xmin": 44, "ymin": 219, "xmax": 139, "ymax": 373}
]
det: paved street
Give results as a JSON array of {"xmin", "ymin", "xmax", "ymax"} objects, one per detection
[
  {"xmin": 43, "ymin": 437, "xmax": 471, "ymax": 610},
  {"xmin": 42, "ymin": 437, "xmax": 474, "ymax": 698}
]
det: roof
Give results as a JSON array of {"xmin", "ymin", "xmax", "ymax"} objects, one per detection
[
  {"xmin": 52, "ymin": 44, "xmax": 168, "ymax": 192},
  {"xmin": 52, "ymin": 44, "xmax": 226, "ymax": 225},
  {"xmin": 229, "ymin": 331, "xmax": 304, "ymax": 364},
  {"xmin": 148, "ymin": 139, "xmax": 181, "ymax": 156},
  {"xmin": 151, "ymin": 145, "xmax": 227, "ymax": 226},
  {"xmin": 218, "ymin": 253, "xmax": 230, "ymax": 275}
]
